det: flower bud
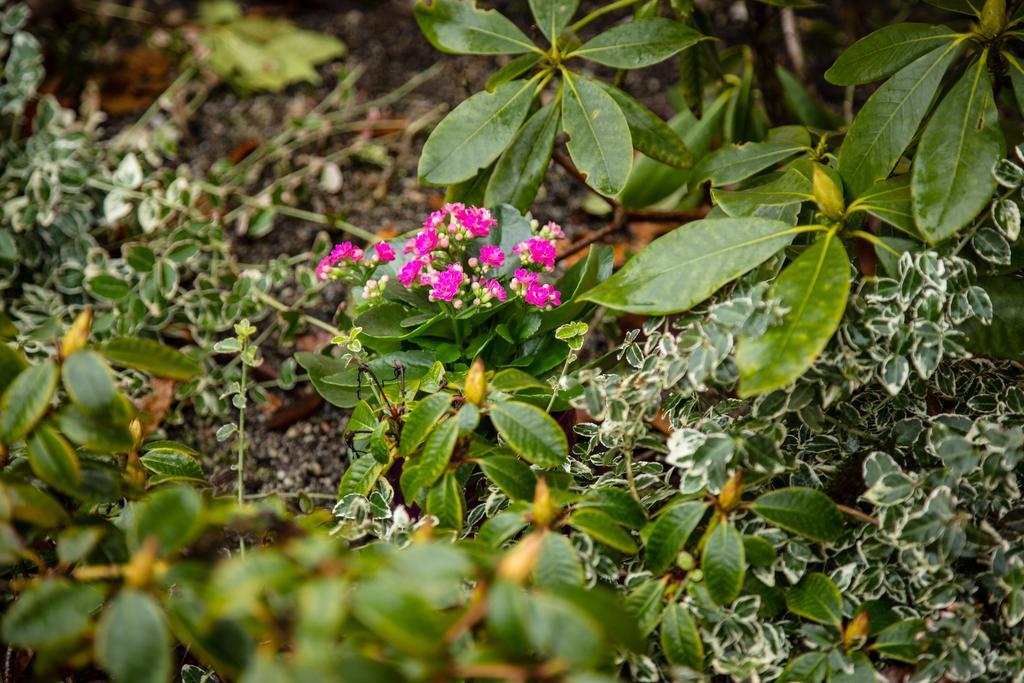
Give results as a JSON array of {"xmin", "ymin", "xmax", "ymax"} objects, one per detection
[
  {"xmin": 676, "ymin": 550, "xmax": 696, "ymax": 572},
  {"xmin": 718, "ymin": 470, "xmax": 744, "ymax": 513},
  {"xmin": 980, "ymin": 0, "xmax": 1006, "ymax": 36},
  {"xmin": 464, "ymin": 357, "xmax": 487, "ymax": 406},
  {"xmin": 61, "ymin": 308, "xmax": 92, "ymax": 358},
  {"xmin": 531, "ymin": 477, "xmax": 559, "ymax": 528},
  {"xmin": 813, "ymin": 163, "xmax": 845, "ymax": 222},
  {"xmin": 497, "ymin": 530, "xmax": 544, "ymax": 584},
  {"xmin": 844, "ymin": 610, "xmax": 871, "ymax": 649}
]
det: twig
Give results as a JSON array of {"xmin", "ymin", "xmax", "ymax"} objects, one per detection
[
  {"xmin": 557, "ymin": 206, "xmax": 626, "ymax": 262},
  {"xmin": 837, "ymin": 503, "xmax": 880, "ymax": 527},
  {"xmin": 780, "ymin": 8, "xmax": 806, "ymax": 80}
]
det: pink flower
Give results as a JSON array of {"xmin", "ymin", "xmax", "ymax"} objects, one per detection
[
  {"xmin": 516, "ymin": 237, "xmax": 557, "ymax": 269},
  {"xmin": 456, "ymin": 206, "xmax": 496, "ymax": 237},
  {"xmin": 479, "ymin": 245, "xmax": 505, "ymax": 268},
  {"xmin": 512, "ymin": 268, "xmax": 538, "ymax": 289},
  {"xmin": 414, "ymin": 228, "xmax": 439, "ymax": 256},
  {"xmin": 542, "ymin": 221, "xmax": 565, "ymax": 240},
  {"xmin": 398, "ymin": 258, "xmax": 424, "ymax": 287},
  {"xmin": 373, "ymin": 242, "xmax": 396, "ymax": 262},
  {"xmin": 524, "ymin": 283, "xmax": 561, "ymax": 308},
  {"xmin": 423, "ymin": 210, "xmax": 447, "ymax": 230},
  {"xmin": 486, "ymin": 279, "xmax": 507, "ymax": 302},
  {"xmin": 316, "ymin": 242, "xmax": 360, "ymax": 280},
  {"xmin": 430, "ymin": 264, "xmax": 464, "ymax": 302}
]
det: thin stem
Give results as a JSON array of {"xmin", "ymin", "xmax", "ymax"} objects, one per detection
[
  {"xmin": 546, "ymin": 354, "xmax": 573, "ymax": 413},
  {"xmin": 837, "ymin": 503, "xmax": 880, "ymax": 527},
  {"xmin": 624, "ymin": 449, "xmax": 639, "ymax": 500},
  {"xmin": 849, "ymin": 229, "xmax": 899, "ymax": 255},
  {"xmin": 570, "ymin": 0, "xmax": 646, "ymax": 33},
  {"xmin": 240, "ymin": 199, "xmax": 377, "ymax": 242},
  {"xmin": 237, "ymin": 340, "xmax": 248, "ymax": 557},
  {"xmin": 252, "ymin": 289, "xmax": 343, "ymax": 337}
]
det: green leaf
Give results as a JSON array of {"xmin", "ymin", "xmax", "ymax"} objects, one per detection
[
  {"xmin": 426, "ymin": 472, "xmax": 465, "ymax": 531},
  {"xmin": 568, "ymin": 508, "xmax": 638, "ymax": 554},
  {"xmin": 579, "ymin": 487, "xmax": 646, "ymax": 529},
  {"xmin": 838, "ymin": 41, "xmax": 963, "ymax": 195},
  {"xmin": 1005, "ymin": 51, "xmax": 1024, "ymax": 114},
  {"xmin": 560, "ymin": 72, "xmax": 633, "ymax": 196},
  {"xmin": 140, "ymin": 451, "xmax": 204, "ymax": 482},
  {"xmin": 529, "ymin": 0, "xmax": 578, "ymax": 44},
  {"xmin": 776, "ymin": 66, "xmax": 842, "ymax": 130},
  {"xmin": 736, "ymin": 233, "xmax": 851, "ymax": 396},
  {"xmin": 339, "ymin": 453, "xmax": 388, "ymax": 497},
  {"xmin": 99, "ymin": 337, "xmax": 202, "ymax": 381},
  {"xmin": 778, "ymin": 652, "xmax": 828, "ymax": 683},
  {"xmin": 581, "ymin": 217, "xmax": 797, "ymax": 315},
  {"xmin": 485, "ymin": 99, "xmax": 560, "ymax": 211},
  {"xmin": 0, "ymin": 579, "xmax": 104, "ymax": 649},
  {"xmin": 62, "ymin": 350, "xmax": 120, "ymax": 419},
  {"xmin": 479, "ymin": 454, "xmax": 538, "ymax": 500},
  {"xmin": 626, "ymin": 577, "xmax": 668, "ymax": 636},
  {"xmin": 489, "ymin": 400, "xmax": 567, "ymax": 467},
  {"xmin": 0, "ymin": 360, "xmax": 58, "ymax": 445},
  {"xmin": 487, "ymin": 53, "xmax": 543, "ymax": 91},
  {"xmin": 595, "ymin": 81, "xmax": 692, "ymax": 168},
  {"xmin": 86, "ymin": 274, "xmax": 132, "ymax": 301},
  {"xmin": 825, "ymin": 23, "xmax": 957, "ymax": 85},
  {"xmin": 874, "ymin": 618, "xmax": 928, "ymax": 663},
  {"xmin": 644, "ymin": 501, "xmax": 707, "ymax": 575},
  {"xmin": 400, "ymin": 393, "xmax": 453, "ymax": 457},
  {"xmin": 414, "ymin": 0, "xmax": 536, "ymax": 54},
  {"xmin": 925, "ymin": 0, "xmax": 982, "ymax": 14},
  {"xmin": 419, "ymin": 78, "xmax": 537, "ymax": 185},
  {"xmin": 785, "ymin": 572, "xmax": 843, "ymax": 627},
  {"xmin": 0, "ymin": 479, "xmax": 68, "ymax": 528},
  {"xmin": 96, "ymin": 589, "xmax": 171, "ymax": 683},
  {"xmin": 751, "ymin": 487, "xmax": 845, "ymax": 543},
  {"xmin": 702, "ymin": 520, "xmax": 745, "ymax": 605},
  {"xmin": 712, "ymin": 161, "xmax": 814, "ymax": 217},
  {"xmin": 660, "ymin": 602, "xmax": 704, "ymax": 670},
  {"xmin": 848, "ymin": 174, "xmax": 917, "ymax": 236},
  {"xmin": 692, "ymin": 141, "xmax": 807, "ymax": 187},
  {"xmin": 402, "ymin": 417, "xmax": 459, "ymax": 500},
  {"xmin": 27, "ymin": 422, "xmax": 81, "ymax": 494},
  {"xmin": 129, "ymin": 485, "xmax": 202, "ymax": 555},
  {"xmin": 743, "ymin": 535, "xmax": 778, "ymax": 567},
  {"xmin": 57, "ymin": 405, "xmax": 133, "ymax": 453},
  {"xmin": 0, "ymin": 343, "xmax": 28, "ymax": 396},
  {"xmin": 536, "ymin": 532, "xmax": 584, "ymax": 588},
  {"xmin": 962, "ymin": 276, "xmax": 1024, "ymax": 360},
  {"xmin": 352, "ymin": 579, "xmax": 449, "ymax": 655},
  {"xmin": 912, "ymin": 54, "xmax": 1004, "ymax": 243},
  {"xmin": 570, "ymin": 18, "xmax": 704, "ymax": 69}
]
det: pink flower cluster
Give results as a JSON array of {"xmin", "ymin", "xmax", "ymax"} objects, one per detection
[{"xmin": 316, "ymin": 205, "xmax": 565, "ymax": 311}]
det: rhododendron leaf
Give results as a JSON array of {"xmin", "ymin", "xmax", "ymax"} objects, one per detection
[
  {"xmin": 536, "ymin": 532, "xmax": 584, "ymax": 588},
  {"xmin": 785, "ymin": 573, "xmax": 843, "ymax": 627},
  {"xmin": 61, "ymin": 350, "xmax": 122, "ymax": 421},
  {"xmin": 486, "ymin": 53, "xmax": 543, "ymax": 92},
  {"xmin": 560, "ymin": 72, "xmax": 632, "ymax": 196},
  {"xmin": 400, "ymin": 393, "xmax": 453, "ymax": 457},
  {"xmin": 0, "ymin": 579, "xmax": 104, "ymax": 649},
  {"xmin": 736, "ymin": 233, "xmax": 851, "ymax": 397},
  {"xmin": 712, "ymin": 161, "xmax": 814, "ymax": 217},
  {"xmin": 751, "ymin": 488, "xmax": 845, "ymax": 543},
  {"xmin": 479, "ymin": 455, "xmax": 537, "ymax": 500},
  {"xmin": 912, "ymin": 55, "xmax": 1004, "ymax": 243},
  {"xmin": 414, "ymin": 0, "xmax": 537, "ymax": 55},
  {"xmin": 419, "ymin": 79, "xmax": 536, "ymax": 186},
  {"xmin": 824, "ymin": 23, "xmax": 957, "ymax": 86},
  {"xmin": 0, "ymin": 360, "xmax": 58, "ymax": 445},
  {"xmin": 529, "ymin": 0, "xmax": 578, "ymax": 44},
  {"xmin": 27, "ymin": 423, "xmax": 81, "ymax": 495},
  {"xmin": 339, "ymin": 454, "xmax": 387, "ymax": 498},
  {"xmin": 99, "ymin": 337, "xmax": 202, "ymax": 381},
  {"xmin": 96, "ymin": 589, "xmax": 171, "ymax": 683},
  {"xmin": 779, "ymin": 652, "xmax": 829, "ymax": 683},
  {"xmin": 571, "ymin": 18, "xmax": 704, "ymax": 69},
  {"xmin": 401, "ymin": 418, "xmax": 458, "ymax": 501},
  {"xmin": 643, "ymin": 501, "xmax": 707, "ymax": 575},
  {"xmin": 581, "ymin": 218, "xmax": 796, "ymax": 315},
  {"xmin": 848, "ymin": 174, "xmax": 918, "ymax": 237},
  {"xmin": 0, "ymin": 343, "xmax": 28, "ymax": 396},
  {"xmin": 595, "ymin": 81, "xmax": 692, "ymax": 169},
  {"xmin": 485, "ymin": 100, "xmax": 560, "ymax": 212},
  {"xmin": 661, "ymin": 602, "xmax": 704, "ymax": 670},
  {"xmin": 702, "ymin": 520, "xmax": 745, "ymax": 605},
  {"xmin": 489, "ymin": 399, "xmax": 567, "ymax": 467},
  {"xmin": 426, "ymin": 472, "xmax": 464, "ymax": 531},
  {"xmin": 691, "ymin": 141, "xmax": 807, "ymax": 187},
  {"xmin": 568, "ymin": 509, "xmax": 638, "ymax": 554}
]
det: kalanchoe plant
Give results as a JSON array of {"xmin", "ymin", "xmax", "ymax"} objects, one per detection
[
  {"xmin": 298, "ymin": 204, "xmax": 611, "ymax": 408},
  {"xmin": 413, "ymin": 0, "xmax": 706, "ymax": 204}
]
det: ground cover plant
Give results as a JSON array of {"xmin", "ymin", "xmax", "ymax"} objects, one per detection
[{"xmin": 2, "ymin": 0, "xmax": 1024, "ymax": 681}]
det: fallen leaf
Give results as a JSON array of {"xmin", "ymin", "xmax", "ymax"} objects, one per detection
[{"xmin": 134, "ymin": 378, "xmax": 177, "ymax": 434}]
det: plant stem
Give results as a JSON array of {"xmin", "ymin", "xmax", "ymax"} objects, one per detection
[
  {"xmin": 237, "ymin": 340, "xmax": 248, "ymax": 557},
  {"xmin": 546, "ymin": 354, "xmax": 573, "ymax": 413},
  {"xmin": 570, "ymin": 0, "xmax": 646, "ymax": 33},
  {"xmin": 252, "ymin": 289, "xmax": 343, "ymax": 337}
]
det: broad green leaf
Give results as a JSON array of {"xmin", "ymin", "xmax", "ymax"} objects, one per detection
[
  {"xmin": 339, "ymin": 453, "xmax": 388, "ymax": 497},
  {"xmin": 962, "ymin": 276, "xmax": 1024, "ymax": 360},
  {"xmin": 0, "ymin": 360, "xmax": 58, "ymax": 444},
  {"xmin": 743, "ymin": 535, "xmax": 778, "ymax": 567},
  {"xmin": 570, "ymin": 18, "xmax": 704, "ymax": 68},
  {"xmin": 351, "ymin": 579, "xmax": 449, "ymax": 655},
  {"xmin": 692, "ymin": 141, "xmax": 807, "ymax": 187},
  {"xmin": 924, "ymin": 0, "xmax": 982, "ymax": 14},
  {"xmin": 779, "ymin": 652, "xmax": 829, "ymax": 683},
  {"xmin": 644, "ymin": 501, "xmax": 707, "ymax": 575},
  {"xmin": 874, "ymin": 618, "xmax": 928, "ymax": 662},
  {"xmin": 99, "ymin": 337, "xmax": 202, "ymax": 381},
  {"xmin": 848, "ymin": 174, "xmax": 917, "ymax": 236},
  {"xmin": 96, "ymin": 589, "xmax": 171, "ymax": 683},
  {"xmin": 785, "ymin": 572, "xmax": 843, "ymax": 627},
  {"xmin": 736, "ymin": 233, "xmax": 851, "ymax": 396},
  {"xmin": 568, "ymin": 508, "xmax": 638, "ymax": 554},
  {"xmin": 660, "ymin": 602, "xmax": 704, "ymax": 670},
  {"xmin": 1005, "ymin": 51, "xmax": 1024, "ymax": 114},
  {"xmin": 402, "ymin": 417, "xmax": 458, "ymax": 500},
  {"xmin": 751, "ymin": 487, "xmax": 845, "ymax": 543},
  {"xmin": 57, "ymin": 526, "xmax": 105, "ymax": 565},
  {"xmin": 0, "ymin": 343, "xmax": 28, "ymax": 395},
  {"xmin": 486, "ymin": 53, "xmax": 543, "ymax": 91},
  {"xmin": 702, "ymin": 520, "xmax": 745, "ymax": 605},
  {"xmin": 426, "ymin": 472, "xmax": 464, "ymax": 531},
  {"xmin": 400, "ymin": 393, "xmax": 453, "ymax": 457},
  {"xmin": 561, "ymin": 72, "xmax": 632, "ymax": 196},
  {"xmin": 912, "ymin": 55, "xmax": 1004, "ymax": 243},
  {"xmin": 0, "ymin": 479, "xmax": 68, "ymax": 528},
  {"xmin": 713, "ymin": 162, "xmax": 814, "ymax": 217},
  {"xmin": 579, "ymin": 487, "xmax": 646, "ymax": 529},
  {"xmin": 62, "ymin": 350, "xmax": 120, "ymax": 419},
  {"xmin": 626, "ymin": 577, "xmax": 668, "ymax": 636},
  {"xmin": 27, "ymin": 422, "xmax": 81, "ymax": 494},
  {"xmin": 57, "ymin": 405, "xmax": 133, "ymax": 453},
  {"xmin": 825, "ymin": 23, "xmax": 957, "ymax": 85},
  {"xmin": 536, "ymin": 532, "xmax": 584, "ymax": 588},
  {"xmin": 832, "ymin": 652, "xmax": 882, "ymax": 683},
  {"xmin": 595, "ymin": 81, "xmax": 692, "ymax": 168},
  {"xmin": 1, "ymin": 579, "xmax": 103, "ymax": 649},
  {"xmin": 86, "ymin": 274, "xmax": 132, "ymax": 300},
  {"xmin": 479, "ymin": 454, "xmax": 538, "ymax": 500},
  {"xmin": 581, "ymin": 218, "xmax": 797, "ymax": 315},
  {"xmin": 140, "ymin": 451, "xmax": 204, "ymax": 482},
  {"xmin": 529, "ymin": 0, "xmax": 578, "ymax": 44},
  {"xmin": 485, "ymin": 99, "xmax": 560, "ymax": 211},
  {"xmin": 129, "ymin": 485, "xmax": 201, "ymax": 555},
  {"xmin": 419, "ymin": 78, "xmax": 537, "ymax": 185},
  {"xmin": 490, "ymin": 400, "xmax": 567, "ymax": 467},
  {"xmin": 776, "ymin": 66, "xmax": 842, "ymax": 130},
  {"xmin": 414, "ymin": 0, "xmax": 537, "ymax": 55},
  {"xmin": 552, "ymin": 585, "xmax": 645, "ymax": 653},
  {"xmin": 479, "ymin": 510, "xmax": 529, "ymax": 547},
  {"xmin": 838, "ymin": 41, "xmax": 963, "ymax": 195}
]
